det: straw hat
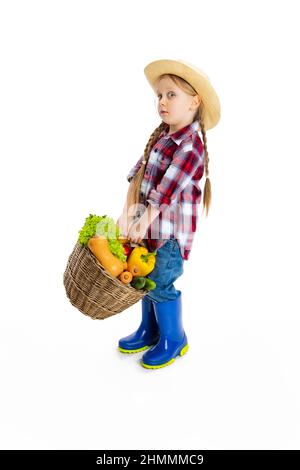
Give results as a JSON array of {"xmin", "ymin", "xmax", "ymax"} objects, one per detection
[{"xmin": 144, "ymin": 58, "xmax": 220, "ymax": 130}]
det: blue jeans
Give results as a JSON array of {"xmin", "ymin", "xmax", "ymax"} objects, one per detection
[{"xmin": 145, "ymin": 238, "xmax": 184, "ymax": 303}]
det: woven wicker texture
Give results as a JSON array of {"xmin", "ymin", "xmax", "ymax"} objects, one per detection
[{"xmin": 63, "ymin": 241, "xmax": 148, "ymax": 320}]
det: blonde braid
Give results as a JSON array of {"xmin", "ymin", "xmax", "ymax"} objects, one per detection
[
  {"xmin": 198, "ymin": 105, "xmax": 211, "ymax": 216},
  {"xmin": 126, "ymin": 120, "xmax": 168, "ymax": 217}
]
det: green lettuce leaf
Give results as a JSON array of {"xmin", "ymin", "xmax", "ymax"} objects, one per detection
[
  {"xmin": 78, "ymin": 214, "xmax": 126, "ymax": 263},
  {"xmin": 78, "ymin": 214, "xmax": 107, "ymax": 246}
]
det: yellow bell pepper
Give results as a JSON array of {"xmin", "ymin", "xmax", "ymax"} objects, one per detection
[{"xmin": 127, "ymin": 246, "xmax": 156, "ymax": 277}]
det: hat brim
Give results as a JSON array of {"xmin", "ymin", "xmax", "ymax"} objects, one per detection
[{"xmin": 144, "ymin": 59, "xmax": 220, "ymax": 130}]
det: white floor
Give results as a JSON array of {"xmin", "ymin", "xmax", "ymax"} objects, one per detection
[{"xmin": 1, "ymin": 255, "xmax": 299, "ymax": 450}]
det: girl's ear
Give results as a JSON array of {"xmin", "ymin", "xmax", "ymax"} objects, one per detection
[
  {"xmin": 190, "ymin": 95, "xmax": 201, "ymax": 112},
  {"xmin": 193, "ymin": 95, "xmax": 201, "ymax": 107}
]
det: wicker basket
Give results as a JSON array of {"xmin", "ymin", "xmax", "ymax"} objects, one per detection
[{"xmin": 63, "ymin": 241, "xmax": 149, "ymax": 320}]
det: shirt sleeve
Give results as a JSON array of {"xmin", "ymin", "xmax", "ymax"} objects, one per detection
[
  {"xmin": 127, "ymin": 154, "xmax": 144, "ymax": 182},
  {"xmin": 146, "ymin": 142, "xmax": 204, "ymax": 213}
]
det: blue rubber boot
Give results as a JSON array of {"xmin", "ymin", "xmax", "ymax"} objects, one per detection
[
  {"xmin": 141, "ymin": 291, "xmax": 188, "ymax": 369},
  {"xmin": 118, "ymin": 296, "xmax": 159, "ymax": 353}
]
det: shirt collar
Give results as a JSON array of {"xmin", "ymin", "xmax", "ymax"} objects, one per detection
[{"xmin": 160, "ymin": 119, "xmax": 200, "ymax": 145}]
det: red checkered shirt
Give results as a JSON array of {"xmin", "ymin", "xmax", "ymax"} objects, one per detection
[{"xmin": 127, "ymin": 119, "xmax": 205, "ymax": 260}]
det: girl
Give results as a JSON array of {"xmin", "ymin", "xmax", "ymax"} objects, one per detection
[{"xmin": 117, "ymin": 59, "xmax": 221, "ymax": 369}]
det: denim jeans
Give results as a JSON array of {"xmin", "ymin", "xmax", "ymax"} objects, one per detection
[{"xmin": 145, "ymin": 238, "xmax": 184, "ymax": 303}]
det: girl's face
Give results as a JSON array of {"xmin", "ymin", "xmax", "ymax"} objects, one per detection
[{"xmin": 155, "ymin": 76, "xmax": 200, "ymax": 132}]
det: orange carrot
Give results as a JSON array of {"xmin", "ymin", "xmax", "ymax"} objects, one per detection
[{"xmin": 119, "ymin": 271, "xmax": 133, "ymax": 284}]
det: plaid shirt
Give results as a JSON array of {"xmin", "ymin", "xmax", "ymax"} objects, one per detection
[{"xmin": 127, "ymin": 119, "xmax": 205, "ymax": 260}]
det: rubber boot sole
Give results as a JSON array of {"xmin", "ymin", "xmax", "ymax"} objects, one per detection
[
  {"xmin": 118, "ymin": 344, "xmax": 153, "ymax": 354},
  {"xmin": 141, "ymin": 344, "xmax": 189, "ymax": 369}
]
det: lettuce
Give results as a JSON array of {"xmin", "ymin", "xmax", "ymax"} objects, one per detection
[
  {"xmin": 78, "ymin": 214, "xmax": 106, "ymax": 246},
  {"xmin": 78, "ymin": 213, "xmax": 126, "ymax": 263},
  {"xmin": 95, "ymin": 217, "xmax": 120, "ymax": 240},
  {"xmin": 107, "ymin": 238, "xmax": 126, "ymax": 263}
]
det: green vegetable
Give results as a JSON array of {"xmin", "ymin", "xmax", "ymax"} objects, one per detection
[
  {"xmin": 78, "ymin": 214, "xmax": 126, "ymax": 263},
  {"xmin": 131, "ymin": 276, "xmax": 146, "ymax": 290},
  {"xmin": 78, "ymin": 214, "xmax": 106, "ymax": 246},
  {"xmin": 144, "ymin": 278, "xmax": 156, "ymax": 291},
  {"xmin": 107, "ymin": 237, "xmax": 126, "ymax": 263},
  {"xmin": 95, "ymin": 217, "xmax": 119, "ymax": 240}
]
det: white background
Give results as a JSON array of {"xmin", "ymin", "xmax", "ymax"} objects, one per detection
[{"xmin": 1, "ymin": 0, "xmax": 300, "ymax": 450}]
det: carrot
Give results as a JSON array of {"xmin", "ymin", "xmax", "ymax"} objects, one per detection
[{"xmin": 119, "ymin": 271, "xmax": 133, "ymax": 284}]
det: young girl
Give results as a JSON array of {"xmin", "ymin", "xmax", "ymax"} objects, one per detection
[{"xmin": 117, "ymin": 59, "xmax": 220, "ymax": 370}]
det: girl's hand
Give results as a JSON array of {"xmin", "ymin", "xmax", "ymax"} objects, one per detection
[
  {"xmin": 127, "ymin": 220, "xmax": 147, "ymax": 244},
  {"xmin": 126, "ymin": 204, "xmax": 160, "ymax": 244}
]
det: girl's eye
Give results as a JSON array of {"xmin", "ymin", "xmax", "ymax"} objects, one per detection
[{"xmin": 157, "ymin": 92, "xmax": 175, "ymax": 98}]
